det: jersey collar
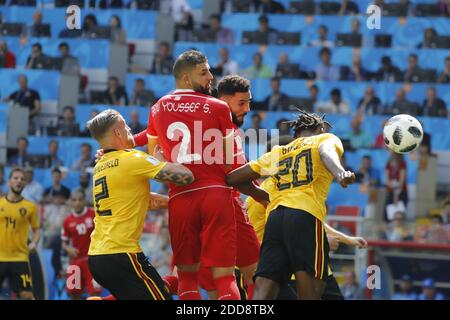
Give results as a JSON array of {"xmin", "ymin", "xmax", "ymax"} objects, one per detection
[{"xmin": 72, "ymin": 207, "xmax": 88, "ymax": 217}]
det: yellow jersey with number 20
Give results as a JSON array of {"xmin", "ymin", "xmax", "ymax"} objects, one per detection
[{"xmin": 249, "ymin": 133, "xmax": 343, "ymax": 223}]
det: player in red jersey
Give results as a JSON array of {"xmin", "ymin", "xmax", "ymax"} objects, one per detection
[
  {"xmin": 62, "ymin": 190, "xmax": 102, "ymax": 299},
  {"xmin": 143, "ymin": 51, "xmax": 267, "ymax": 300},
  {"xmin": 198, "ymin": 75, "xmax": 261, "ymax": 300}
]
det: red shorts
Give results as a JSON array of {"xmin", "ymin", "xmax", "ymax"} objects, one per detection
[
  {"xmin": 169, "ymin": 187, "xmax": 236, "ymax": 267},
  {"xmin": 66, "ymin": 257, "xmax": 102, "ymax": 296},
  {"xmin": 234, "ymin": 196, "xmax": 260, "ymax": 267},
  {"xmin": 198, "ymin": 196, "xmax": 260, "ymax": 291}
]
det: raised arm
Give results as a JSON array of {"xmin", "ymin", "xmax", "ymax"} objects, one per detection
[
  {"xmin": 226, "ymin": 165, "xmax": 269, "ymax": 203},
  {"xmin": 318, "ymin": 138, "xmax": 355, "ymax": 188}
]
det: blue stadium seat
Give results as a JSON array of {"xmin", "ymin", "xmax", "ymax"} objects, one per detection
[
  {"xmin": 0, "ymin": 69, "xmax": 60, "ymax": 101},
  {"xmin": 0, "ymin": 104, "xmax": 8, "ymax": 133},
  {"xmin": 0, "ymin": 7, "xmax": 157, "ymax": 39},
  {"xmin": 327, "ymin": 183, "xmax": 369, "ymax": 214},
  {"xmin": 75, "ymin": 104, "xmax": 149, "ymax": 129},
  {"xmin": 126, "ymin": 74, "xmax": 175, "ymax": 100}
]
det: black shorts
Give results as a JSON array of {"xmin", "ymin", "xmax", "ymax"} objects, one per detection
[
  {"xmin": 88, "ymin": 252, "xmax": 172, "ymax": 300},
  {"xmin": 0, "ymin": 261, "xmax": 33, "ymax": 293},
  {"xmin": 255, "ymin": 206, "xmax": 330, "ymax": 284},
  {"xmin": 276, "ymin": 275, "xmax": 344, "ymax": 300}
]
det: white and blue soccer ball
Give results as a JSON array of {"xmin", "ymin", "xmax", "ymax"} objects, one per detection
[{"xmin": 383, "ymin": 114, "xmax": 424, "ymax": 154}]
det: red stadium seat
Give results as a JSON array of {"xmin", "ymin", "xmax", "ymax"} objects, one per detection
[{"xmin": 334, "ymin": 205, "xmax": 361, "ymax": 236}]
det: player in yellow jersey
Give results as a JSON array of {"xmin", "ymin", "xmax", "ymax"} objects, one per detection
[
  {"xmin": 0, "ymin": 167, "xmax": 41, "ymax": 300},
  {"xmin": 246, "ymin": 135, "xmax": 368, "ymax": 300},
  {"xmin": 227, "ymin": 110, "xmax": 356, "ymax": 300},
  {"xmin": 86, "ymin": 109, "xmax": 194, "ymax": 300}
]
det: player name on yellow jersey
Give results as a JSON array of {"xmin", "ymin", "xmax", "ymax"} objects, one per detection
[{"xmin": 89, "ymin": 149, "xmax": 166, "ymax": 255}]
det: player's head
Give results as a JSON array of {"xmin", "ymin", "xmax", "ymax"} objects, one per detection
[
  {"xmin": 8, "ymin": 167, "xmax": 26, "ymax": 196},
  {"xmin": 217, "ymin": 75, "xmax": 252, "ymax": 127},
  {"xmin": 287, "ymin": 109, "xmax": 331, "ymax": 138},
  {"xmin": 87, "ymin": 109, "xmax": 134, "ymax": 149},
  {"xmin": 71, "ymin": 190, "xmax": 86, "ymax": 214},
  {"xmin": 173, "ymin": 50, "xmax": 213, "ymax": 95}
]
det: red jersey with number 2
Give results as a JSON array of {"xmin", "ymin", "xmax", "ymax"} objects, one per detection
[{"xmin": 147, "ymin": 89, "xmax": 235, "ymax": 197}]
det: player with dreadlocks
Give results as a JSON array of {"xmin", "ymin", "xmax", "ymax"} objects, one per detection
[{"xmin": 227, "ymin": 109, "xmax": 356, "ymax": 300}]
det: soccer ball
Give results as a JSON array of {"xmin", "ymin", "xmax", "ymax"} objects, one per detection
[{"xmin": 383, "ymin": 114, "xmax": 423, "ymax": 154}]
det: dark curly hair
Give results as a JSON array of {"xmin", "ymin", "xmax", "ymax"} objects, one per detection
[{"xmin": 285, "ymin": 108, "xmax": 331, "ymax": 136}]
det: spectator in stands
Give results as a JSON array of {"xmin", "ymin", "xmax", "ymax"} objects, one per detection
[
  {"xmin": 8, "ymin": 75, "xmax": 41, "ymax": 132},
  {"xmin": 376, "ymin": 56, "xmax": 403, "ymax": 82},
  {"xmin": 427, "ymin": 215, "xmax": 448, "ymax": 244},
  {"xmin": 81, "ymin": 14, "xmax": 98, "ymax": 38},
  {"xmin": 80, "ymin": 109, "xmax": 99, "ymax": 137},
  {"xmin": 214, "ymin": 47, "xmax": 239, "ymax": 77},
  {"xmin": 357, "ymin": 86, "xmax": 383, "ymax": 115},
  {"xmin": 308, "ymin": 25, "xmax": 334, "ymax": 48},
  {"xmin": 99, "ymin": 0, "xmax": 123, "ymax": 8},
  {"xmin": 251, "ymin": 112, "xmax": 263, "ymax": 132},
  {"xmin": 385, "ymin": 88, "xmax": 418, "ymax": 116},
  {"xmin": 129, "ymin": 110, "xmax": 145, "ymax": 135},
  {"xmin": 58, "ymin": 42, "xmax": 80, "ymax": 75},
  {"xmin": 347, "ymin": 53, "xmax": 367, "ymax": 81},
  {"xmin": 22, "ymin": 166, "xmax": 44, "ymax": 204},
  {"xmin": 169, "ymin": 0, "xmax": 191, "ymax": 25},
  {"xmin": 385, "ymin": 152, "xmax": 408, "ymax": 221},
  {"xmin": 256, "ymin": 15, "xmax": 278, "ymax": 44},
  {"xmin": 255, "ymin": 0, "xmax": 285, "ymax": 13},
  {"xmin": 56, "ymin": 105, "xmax": 80, "ymax": 137},
  {"xmin": 43, "ymin": 140, "xmax": 64, "ymax": 169},
  {"xmin": 25, "ymin": 43, "xmax": 48, "ymax": 69},
  {"xmin": 405, "ymin": 54, "xmax": 425, "ymax": 83},
  {"xmin": 130, "ymin": 78, "xmax": 156, "ymax": 106},
  {"xmin": 0, "ymin": 41, "xmax": 16, "ymax": 68},
  {"xmin": 175, "ymin": 7, "xmax": 194, "ymax": 41},
  {"xmin": 419, "ymin": 278, "xmax": 445, "ymax": 300},
  {"xmin": 0, "ymin": 165, "xmax": 7, "ymax": 196},
  {"xmin": 383, "ymin": 211, "xmax": 413, "ymax": 241},
  {"xmin": 338, "ymin": 0, "xmax": 359, "ymax": 15},
  {"xmin": 315, "ymin": 47, "xmax": 340, "ymax": 81},
  {"xmin": 150, "ymin": 41, "xmax": 174, "ymax": 74},
  {"xmin": 43, "ymin": 167, "xmax": 71, "ymax": 203},
  {"xmin": 42, "ymin": 188, "xmax": 71, "ymax": 278},
  {"xmin": 209, "ymin": 14, "xmax": 234, "ymax": 45},
  {"xmin": 392, "ymin": 275, "xmax": 418, "ymax": 300},
  {"xmin": 127, "ymin": 0, "xmax": 159, "ymax": 9},
  {"xmin": 275, "ymin": 52, "xmax": 299, "ymax": 78},
  {"xmin": 21, "ymin": 11, "xmax": 50, "ymax": 38},
  {"xmin": 439, "ymin": 0, "xmax": 450, "ymax": 16},
  {"xmin": 72, "ymin": 171, "xmax": 93, "ymax": 207},
  {"xmin": 419, "ymin": 87, "xmax": 448, "ymax": 118},
  {"xmin": 356, "ymin": 155, "xmax": 381, "ymax": 187},
  {"xmin": 243, "ymin": 52, "xmax": 273, "ymax": 79},
  {"xmin": 109, "ymin": 15, "xmax": 127, "ymax": 44},
  {"xmin": 308, "ymin": 84, "xmax": 322, "ymax": 112},
  {"xmin": 276, "ymin": 118, "xmax": 290, "ymax": 136},
  {"xmin": 374, "ymin": 119, "xmax": 388, "ymax": 149},
  {"xmin": 341, "ymin": 272, "xmax": 363, "ymax": 300},
  {"xmin": 438, "ymin": 56, "xmax": 450, "ymax": 83},
  {"xmin": 8, "ymin": 137, "xmax": 33, "ymax": 167},
  {"xmin": 344, "ymin": 116, "xmax": 372, "ymax": 149},
  {"xmin": 264, "ymin": 77, "xmax": 289, "ymax": 111},
  {"xmin": 71, "ymin": 143, "xmax": 95, "ymax": 171},
  {"xmin": 417, "ymin": 28, "xmax": 438, "ymax": 49},
  {"xmin": 104, "ymin": 76, "xmax": 129, "ymax": 106},
  {"xmin": 316, "ymin": 88, "xmax": 350, "ymax": 114}
]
